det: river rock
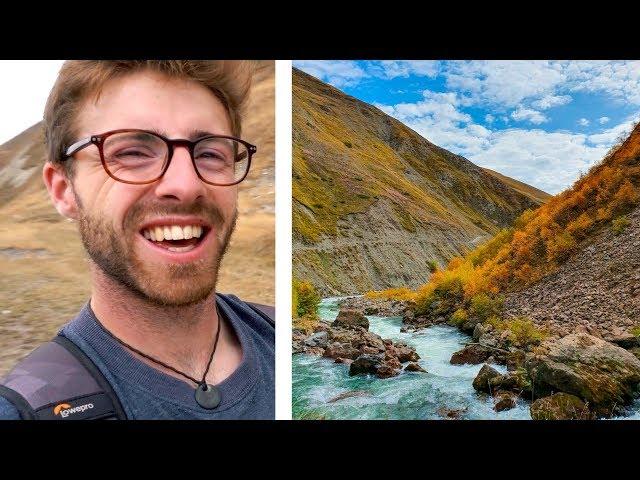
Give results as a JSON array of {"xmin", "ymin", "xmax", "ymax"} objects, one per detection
[
  {"xmin": 376, "ymin": 364, "xmax": 399, "ymax": 378},
  {"xmin": 493, "ymin": 391, "xmax": 517, "ymax": 412},
  {"xmin": 450, "ymin": 343, "xmax": 493, "ymax": 365},
  {"xmin": 334, "ymin": 357, "xmax": 353, "ymax": 365},
  {"xmin": 324, "ymin": 342, "xmax": 360, "ymax": 360},
  {"xmin": 472, "ymin": 364, "xmax": 501, "ymax": 393},
  {"xmin": 404, "ymin": 362, "xmax": 426, "ymax": 373},
  {"xmin": 386, "ymin": 342, "xmax": 420, "ymax": 363},
  {"xmin": 494, "ymin": 370, "xmax": 532, "ymax": 395},
  {"xmin": 506, "ymin": 350, "xmax": 526, "ymax": 371},
  {"xmin": 473, "ymin": 323, "xmax": 485, "ymax": 342},
  {"xmin": 525, "ymin": 333, "xmax": 640, "ymax": 417},
  {"xmin": 339, "ymin": 296, "xmax": 407, "ymax": 317},
  {"xmin": 478, "ymin": 333, "xmax": 499, "ymax": 348},
  {"xmin": 530, "ymin": 393, "xmax": 592, "ymax": 420},
  {"xmin": 349, "ymin": 354, "xmax": 384, "ymax": 376},
  {"xmin": 436, "ymin": 406, "xmax": 467, "ymax": 419},
  {"xmin": 461, "ymin": 317, "xmax": 483, "ymax": 334},
  {"xmin": 332, "ymin": 309, "xmax": 369, "ymax": 329},
  {"xmin": 292, "ymin": 330, "xmax": 306, "ymax": 354},
  {"xmin": 304, "ymin": 331, "xmax": 329, "ymax": 348}
]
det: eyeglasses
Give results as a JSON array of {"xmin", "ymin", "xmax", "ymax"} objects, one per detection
[{"xmin": 63, "ymin": 129, "xmax": 257, "ymax": 186}]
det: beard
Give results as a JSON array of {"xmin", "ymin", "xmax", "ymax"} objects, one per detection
[{"xmin": 76, "ymin": 195, "xmax": 237, "ymax": 307}]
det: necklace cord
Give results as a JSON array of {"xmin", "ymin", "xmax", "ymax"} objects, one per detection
[{"xmin": 93, "ymin": 303, "xmax": 223, "ymax": 387}]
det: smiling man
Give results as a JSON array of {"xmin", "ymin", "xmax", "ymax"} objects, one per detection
[{"xmin": 0, "ymin": 61, "xmax": 275, "ymax": 420}]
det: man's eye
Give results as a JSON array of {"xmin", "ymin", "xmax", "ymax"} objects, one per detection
[
  {"xmin": 115, "ymin": 149, "xmax": 153, "ymax": 158},
  {"xmin": 198, "ymin": 151, "xmax": 226, "ymax": 160}
]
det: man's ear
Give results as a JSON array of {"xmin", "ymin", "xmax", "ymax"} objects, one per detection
[{"xmin": 42, "ymin": 162, "xmax": 79, "ymax": 220}]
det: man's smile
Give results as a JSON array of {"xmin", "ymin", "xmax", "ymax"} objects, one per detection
[{"xmin": 137, "ymin": 216, "xmax": 214, "ymax": 263}]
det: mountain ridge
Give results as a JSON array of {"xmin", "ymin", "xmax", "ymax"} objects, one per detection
[{"xmin": 292, "ymin": 67, "xmax": 549, "ymax": 295}]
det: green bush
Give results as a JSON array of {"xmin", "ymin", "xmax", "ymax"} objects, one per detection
[
  {"xmin": 293, "ymin": 280, "xmax": 320, "ymax": 319},
  {"xmin": 506, "ymin": 317, "xmax": 548, "ymax": 348},
  {"xmin": 484, "ymin": 316, "xmax": 547, "ymax": 348},
  {"xmin": 427, "ymin": 260, "xmax": 438, "ymax": 273},
  {"xmin": 469, "ymin": 293, "xmax": 504, "ymax": 322},
  {"xmin": 415, "ymin": 277, "xmax": 464, "ymax": 317},
  {"xmin": 612, "ymin": 215, "xmax": 630, "ymax": 235},
  {"xmin": 631, "ymin": 326, "xmax": 640, "ymax": 337},
  {"xmin": 449, "ymin": 308, "xmax": 468, "ymax": 326}
]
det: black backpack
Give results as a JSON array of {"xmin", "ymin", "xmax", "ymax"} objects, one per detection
[{"xmin": 0, "ymin": 302, "xmax": 274, "ymax": 420}]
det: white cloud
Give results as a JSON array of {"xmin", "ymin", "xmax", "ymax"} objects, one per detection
[
  {"xmin": 599, "ymin": 116, "xmax": 610, "ymax": 124},
  {"xmin": 587, "ymin": 115, "xmax": 638, "ymax": 147},
  {"xmin": 578, "ymin": 118, "xmax": 590, "ymax": 127},
  {"xmin": 377, "ymin": 95, "xmax": 635, "ymax": 194},
  {"xmin": 511, "ymin": 107, "xmax": 548, "ymax": 125},
  {"xmin": 485, "ymin": 114, "xmax": 494, "ymax": 123},
  {"xmin": 471, "ymin": 129, "xmax": 608, "ymax": 194},
  {"xmin": 532, "ymin": 94, "xmax": 572, "ymax": 110},
  {"xmin": 372, "ymin": 61, "xmax": 439, "ymax": 79},
  {"xmin": 380, "ymin": 90, "xmax": 471, "ymax": 128},
  {"xmin": 566, "ymin": 61, "xmax": 640, "ymax": 105},
  {"xmin": 444, "ymin": 61, "xmax": 567, "ymax": 108},
  {"xmin": 294, "ymin": 60, "xmax": 367, "ymax": 88}
]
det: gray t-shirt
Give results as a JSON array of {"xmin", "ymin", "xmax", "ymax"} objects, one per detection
[{"xmin": 0, "ymin": 293, "xmax": 275, "ymax": 419}]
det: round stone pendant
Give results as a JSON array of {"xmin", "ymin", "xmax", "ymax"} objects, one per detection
[{"xmin": 195, "ymin": 383, "xmax": 221, "ymax": 409}]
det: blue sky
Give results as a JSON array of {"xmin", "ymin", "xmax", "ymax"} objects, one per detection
[{"xmin": 294, "ymin": 60, "xmax": 640, "ymax": 194}]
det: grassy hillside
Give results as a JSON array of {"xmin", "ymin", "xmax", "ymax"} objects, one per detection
[
  {"xmin": 292, "ymin": 68, "xmax": 548, "ymax": 294},
  {"xmin": 482, "ymin": 168, "xmax": 552, "ymax": 205}
]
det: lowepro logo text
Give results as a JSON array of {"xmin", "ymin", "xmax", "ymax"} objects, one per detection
[{"xmin": 53, "ymin": 402, "xmax": 94, "ymax": 418}]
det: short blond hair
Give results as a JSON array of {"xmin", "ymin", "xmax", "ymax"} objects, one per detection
[{"xmin": 43, "ymin": 60, "xmax": 253, "ymax": 174}]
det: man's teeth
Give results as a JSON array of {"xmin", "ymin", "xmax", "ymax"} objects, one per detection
[{"xmin": 142, "ymin": 225, "xmax": 203, "ymax": 242}]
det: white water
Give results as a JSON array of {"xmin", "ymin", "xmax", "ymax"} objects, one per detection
[{"xmin": 292, "ymin": 297, "xmax": 532, "ymax": 420}]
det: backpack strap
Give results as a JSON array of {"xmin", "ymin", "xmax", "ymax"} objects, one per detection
[
  {"xmin": 0, "ymin": 335, "xmax": 126, "ymax": 420},
  {"xmin": 245, "ymin": 301, "xmax": 275, "ymax": 327}
]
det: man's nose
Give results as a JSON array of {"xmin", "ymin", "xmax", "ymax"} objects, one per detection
[{"xmin": 153, "ymin": 146, "xmax": 207, "ymax": 203}]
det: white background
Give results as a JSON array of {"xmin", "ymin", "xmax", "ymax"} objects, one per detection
[{"xmin": 0, "ymin": 60, "xmax": 64, "ymax": 145}]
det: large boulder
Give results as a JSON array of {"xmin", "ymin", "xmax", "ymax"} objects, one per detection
[
  {"xmin": 405, "ymin": 362, "xmax": 426, "ymax": 373},
  {"xmin": 386, "ymin": 342, "xmax": 420, "ymax": 363},
  {"xmin": 450, "ymin": 343, "xmax": 494, "ymax": 365},
  {"xmin": 530, "ymin": 393, "xmax": 593, "ymax": 420},
  {"xmin": 525, "ymin": 333, "xmax": 640, "ymax": 417},
  {"xmin": 332, "ymin": 309, "xmax": 369, "ymax": 329},
  {"xmin": 323, "ymin": 342, "xmax": 360, "ymax": 360},
  {"xmin": 472, "ymin": 364, "xmax": 502, "ymax": 393},
  {"xmin": 493, "ymin": 391, "xmax": 517, "ymax": 412},
  {"xmin": 349, "ymin": 354, "xmax": 384, "ymax": 376},
  {"xmin": 472, "ymin": 323, "xmax": 485, "ymax": 342}
]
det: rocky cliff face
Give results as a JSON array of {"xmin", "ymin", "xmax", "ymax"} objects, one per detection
[{"xmin": 292, "ymin": 68, "xmax": 549, "ymax": 295}]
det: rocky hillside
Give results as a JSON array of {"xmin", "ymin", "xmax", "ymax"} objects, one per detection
[
  {"xmin": 403, "ymin": 119, "xmax": 640, "ymax": 344},
  {"xmin": 504, "ymin": 198, "xmax": 640, "ymax": 342},
  {"xmin": 0, "ymin": 61, "xmax": 274, "ymax": 376},
  {"xmin": 292, "ymin": 68, "xmax": 548, "ymax": 296}
]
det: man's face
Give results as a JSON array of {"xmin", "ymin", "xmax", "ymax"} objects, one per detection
[{"xmin": 69, "ymin": 71, "xmax": 238, "ymax": 306}]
